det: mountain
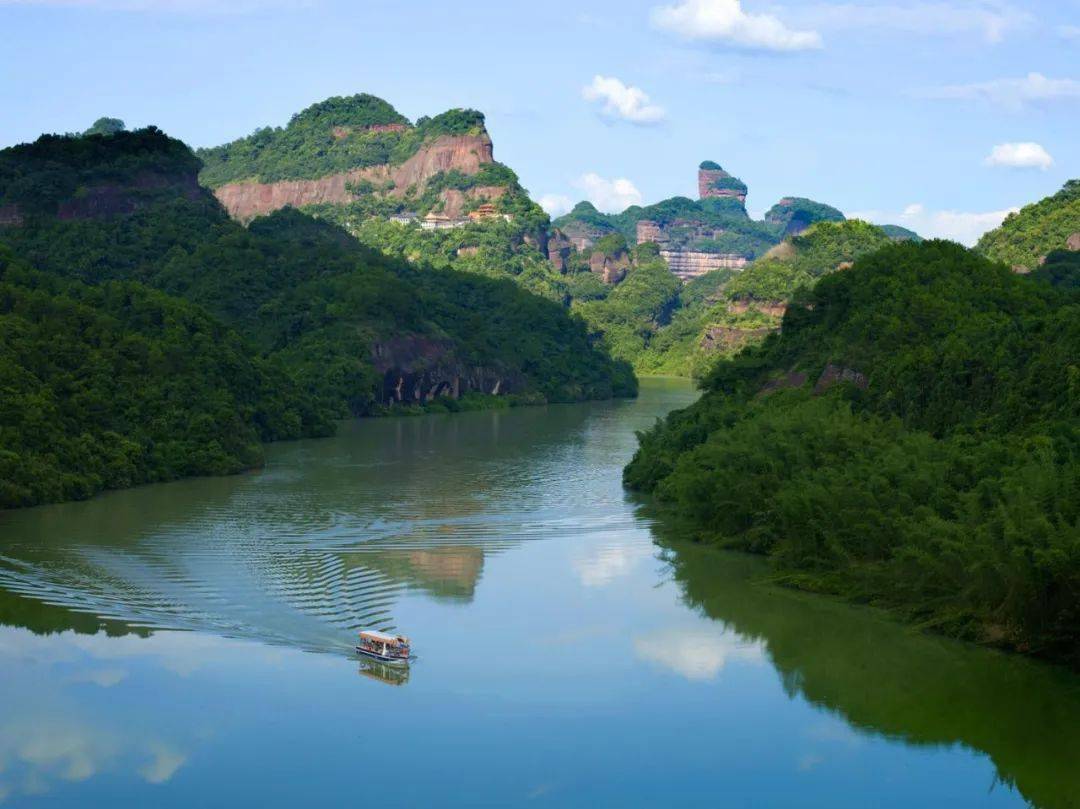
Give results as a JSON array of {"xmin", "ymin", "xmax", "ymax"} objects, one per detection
[
  {"xmin": 0, "ymin": 125, "xmax": 635, "ymax": 507},
  {"xmin": 977, "ymin": 179, "xmax": 1080, "ymax": 272},
  {"xmin": 197, "ymin": 94, "xmax": 543, "ymax": 229},
  {"xmin": 629, "ymin": 219, "xmax": 897, "ymax": 376},
  {"xmin": 553, "ymin": 163, "xmax": 848, "ymax": 262},
  {"xmin": 764, "ymin": 197, "xmax": 845, "ymax": 237},
  {"xmin": 625, "ymin": 239, "xmax": 1080, "ymax": 666},
  {"xmin": 879, "ymin": 224, "xmax": 922, "ymax": 242}
]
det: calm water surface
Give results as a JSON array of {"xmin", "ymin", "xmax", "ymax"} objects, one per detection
[{"xmin": 0, "ymin": 379, "xmax": 1077, "ymax": 807}]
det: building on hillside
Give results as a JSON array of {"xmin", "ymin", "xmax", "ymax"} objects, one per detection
[
  {"xmin": 421, "ymin": 212, "xmax": 469, "ymax": 230},
  {"xmin": 390, "ymin": 212, "xmax": 418, "ymax": 225},
  {"xmin": 467, "ymin": 203, "xmax": 512, "ymax": 223}
]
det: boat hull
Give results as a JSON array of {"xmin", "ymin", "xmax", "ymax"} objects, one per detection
[{"xmin": 355, "ymin": 646, "xmax": 410, "ymax": 666}]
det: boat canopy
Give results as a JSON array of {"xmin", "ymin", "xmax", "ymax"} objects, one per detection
[{"xmin": 359, "ymin": 630, "xmax": 409, "ymax": 644}]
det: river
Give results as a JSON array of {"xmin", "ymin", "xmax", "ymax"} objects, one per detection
[{"xmin": 0, "ymin": 379, "xmax": 1077, "ymax": 807}]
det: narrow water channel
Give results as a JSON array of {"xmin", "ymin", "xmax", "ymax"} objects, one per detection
[{"xmin": 0, "ymin": 379, "xmax": 1076, "ymax": 807}]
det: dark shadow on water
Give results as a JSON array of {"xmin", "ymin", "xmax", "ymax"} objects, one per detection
[{"xmin": 636, "ymin": 498, "xmax": 1080, "ymax": 809}]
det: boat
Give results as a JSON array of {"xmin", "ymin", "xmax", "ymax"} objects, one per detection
[{"xmin": 356, "ymin": 630, "xmax": 411, "ymax": 665}]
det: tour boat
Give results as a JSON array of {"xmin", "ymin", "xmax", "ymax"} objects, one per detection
[{"xmin": 356, "ymin": 630, "xmax": 412, "ymax": 665}]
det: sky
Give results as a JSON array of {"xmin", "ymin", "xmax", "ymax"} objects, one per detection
[{"xmin": 1, "ymin": 0, "xmax": 1077, "ymax": 244}]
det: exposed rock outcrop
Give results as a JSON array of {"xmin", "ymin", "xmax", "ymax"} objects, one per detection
[
  {"xmin": 369, "ymin": 334, "xmax": 522, "ymax": 405},
  {"xmin": 589, "ymin": 247, "xmax": 631, "ymax": 285},
  {"xmin": 814, "ymin": 364, "xmax": 868, "ymax": 394},
  {"xmin": 1068, "ymin": 232, "xmax": 1080, "ymax": 251},
  {"xmin": 547, "ymin": 228, "xmax": 573, "ymax": 272},
  {"xmin": 727, "ymin": 299, "xmax": 788, "ymax": 318},
  {"xmin": 698, "ymin": 163, "xmax": 747, "ymax": 204},
  {"xmin": 213, "ymin": 133, "xmax": 495, "ymax": 222},
  {"xmin": 55, "ymin": 171, "xmax": 205, "ymax": 220},
  {"xmin": 660, "ymin": 250, "xmax": 748, "ymax": 280},
  {"xmin": 700, "ymin": 325, "xmax": 776, "ymax": 353},
  {"xmin": 758, "ymin": 370, "xmax": 809, "ymax": 397},
  {"xmin": 636, "ymin": 220, "xmax": 666, "ymax": 245}
]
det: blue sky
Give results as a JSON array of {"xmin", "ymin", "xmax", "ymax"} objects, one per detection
[{"xmin": 1, "ymin": 0, "xmax": 1077, "ymax": 243}]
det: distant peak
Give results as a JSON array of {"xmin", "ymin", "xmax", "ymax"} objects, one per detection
[{"xmin": 289, "ymin": 93, "xmax": 410, "ymax": 130}]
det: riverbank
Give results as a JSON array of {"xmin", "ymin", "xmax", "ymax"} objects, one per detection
[{"xmin": 1, "ymin": 378, "xmax": 1076, "ymax": 808}]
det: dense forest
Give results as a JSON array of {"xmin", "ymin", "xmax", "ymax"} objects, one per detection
[
  {"xmin": 584, "ymin": 220, "xmax": 902, "ymax": 377},
  {"xmin": 626, "ymin": 240, "xmax": 1080, "ymax": 666},
  {"xmin": 0, "ymin": 245, "xmax": 330, "ymax": 508},
  {"xmin": 0, "ymin": 126, "xmax": 634, "ymax": 508}
]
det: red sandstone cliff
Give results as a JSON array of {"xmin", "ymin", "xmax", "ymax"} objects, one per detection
[{"xmin": 213, "ymin": 134, "xmax": 496, "ymax": 222}]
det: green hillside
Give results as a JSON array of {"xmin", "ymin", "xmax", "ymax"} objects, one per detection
[
  {"xmin": 196, "ymin": 95, "xmax": 487, "ymax": 187},
  {"xmin": 977, "ymin": 180, "xmax": 1080, "ymax": 271},
  {"xmin": 0, "ymin": 245, "xmax": 329, "ymax": 508},
  {"xmin": 625, "ymin": 240, "xmax": 1080, "ymax": 666},
  {"xmin": 0, "ymin": 126, "xmax": 635, "ymax": 507}
]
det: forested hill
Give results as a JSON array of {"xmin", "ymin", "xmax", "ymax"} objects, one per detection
[
  {"xmin": 0, "ymin": 126, "xmax": 634, "ymax": 508},
  {"xmin": 625, "ymin": 240, "xmax": 1080, "ymax": 666},
  {"xmin": 0, "ymin": 246, "xmax": 329, "ymax": 508},
  {"xmin": 977, "ymin": 179, "xmax": 1080, "ymax": 272}
]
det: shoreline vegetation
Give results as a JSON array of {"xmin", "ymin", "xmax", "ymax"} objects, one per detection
[
  {"xmin": 625, "ymin": 239, "xmax": 1080, "ymax": 669},
  {"xmin": 0, "ymin": 126, "xmax": 634, "ymax": 510}
]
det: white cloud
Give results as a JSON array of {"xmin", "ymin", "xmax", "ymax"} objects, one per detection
[
  {"xmin": 574, "ymin": 173, "xmax": 643, "ymax": 213},
  {"xmin": 918, "ymin": 72, "xmax": 1080, "ymax": 111},
  {"xmin": 582, "ymin": 75, "xmax": 666, "ymax": 124},
  {"xmin": 139, "ymin": 744, "xmax": 187, "ymax": 784},
  {"xmin": 985, "ymin": 142, "xmax": 1053, "ymax": 170},
  {"xmin": 1060, "ymin": 24, "xmax": 1080, "ymax": 41},
  {"xmin": 792, "ymin": 2, "xmax": 1032, "ymax": 45},
  {"xmin": 634, "ymin": 627, "xmax": 765, "ymax": 681},
  {"xmin": 538, "ymin": 194, "xmax": 573, "ymax": 218},
  {"xmin": 849, "ymin": 203, "xmax": 1020, "ymax": 246},
  {"xmin": 573, "ymin": 542, "xmax": 652, "ymax": 587},
  {"xmin": 651, "ymin": 0, "xmax": 823, "ymax": 52}
]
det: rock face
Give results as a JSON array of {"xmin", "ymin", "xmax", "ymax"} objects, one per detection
[
  {"xmin": 589, "ymin": 247, "xmax": 631, "ymax": 284},
  {"xmin": 213, "ymin": 133, "xmax": 495, "ymax": 222},
  {"xmin": 814, "ymin": 364, "xmax": 869, "ymax": 394},
  {"xmin": 698, "ymin": 165, "xmax": 747, "ymax": 204},
  {"xmin": 55, "ymin": 171, "xmax": 205, "ymax": 220},
  {"xmin": 547, "ymin": 228, "xmax": 573, "ymax": 272},
  {"xmin": 369, "ymin": 334, "xmax": 522, "ymax": 405},
  {"xmin": 438, "ymin": 185, "xmax": 506, "ymax": 219},
  {"xmin": 758, "ymin": 370, "xmax": 809, "ymax": 397},
  {"xmin": 700, "ymin": 325, "xmax": 776, "ymax": 353},
  {"xmin": 727, "ymin": 299, "xmax": 788, "ymax": 318},
  {"xmin": 660, "ymin": 250, "xmax": 748, "ymax": 280},
  {"xmin": 1068, "ymin": 232, "xmax": 1080, "ymax": 251},
  {"xmin": 636, "ymin": 220, "xmax": 666, "ymax": 245}
]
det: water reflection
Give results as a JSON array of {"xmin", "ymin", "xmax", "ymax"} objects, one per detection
[
  {"xmin": 644, "ymin": 509, "xmax": 1080, "ymax": 809},
  {"xmin": 0, "ymin": 380, "xmax": 1076, "ymax": 807},
  {"xmin": 0, "ymin": 402, "xmax": 624, "ymax": 652},
  {"xmin": 358, "ymin": 659, "xmax": 410, "ymax": 686},
  {"xmin": 633, "ymin": 626, "xmax": 766, "ymax": 681}
]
